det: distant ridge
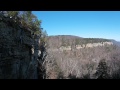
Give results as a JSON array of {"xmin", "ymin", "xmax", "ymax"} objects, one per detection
[
  {"xmin": 48, "ymin": 35, "xmax": 111, "ymax": 41},
  {"xmin": 48, "ymin": 35, "xmax": 83, "ymax": 39},
  {"xmin": 110, "ymin": 39, "xmax": 120, "ymax": 47},
  {"xmin": 47, "ymin": 35, "xmax": 113, "ymax": 49}
]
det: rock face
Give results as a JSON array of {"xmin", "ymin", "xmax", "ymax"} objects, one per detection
[
  {"xmin": 47, "ymin": 35, "xmax": 113, "ymax": 51},
  {"xmin": 0, "ymin": 16, "xmax": 41, "ymax": 79},
  {"xmin": 48, "ymin": 42, "xmax": 113, "ymax": 52}
]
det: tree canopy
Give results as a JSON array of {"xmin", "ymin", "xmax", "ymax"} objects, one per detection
[{"xmin": 0, "ymin": 11, "xmax": 42, "ymax": 35}]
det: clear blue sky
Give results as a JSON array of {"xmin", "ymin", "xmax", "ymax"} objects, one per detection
[{"xmin": 32, "ymin": 11, "xmax": 120, "ymax": 41}]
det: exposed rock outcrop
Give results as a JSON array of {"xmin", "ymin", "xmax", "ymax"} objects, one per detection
[
  {"xmin": 0, "ymin": 15, "xmax": 43, "ymax": 79},
  {"xmin": 48, "ymin": 42, "xmax": 113, "ymax": 52}
]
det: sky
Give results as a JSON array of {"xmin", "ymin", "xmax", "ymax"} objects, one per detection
[{"xmin": 32, "ymin": 11, "xmax": 120, "ymax": 41}]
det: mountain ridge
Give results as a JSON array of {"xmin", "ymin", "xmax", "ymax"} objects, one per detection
[
  {"xmin": 110, "ymin": 39, "xmax": 120, "ymax": 47},
  {"xmin": 48, "ymin": 35, "xmax": 112, "ymax": 40},
  {"xmin": 47, "ymin": 35, "xmax": 114, "ymax": 49}
]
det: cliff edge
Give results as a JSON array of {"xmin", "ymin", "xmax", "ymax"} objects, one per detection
[{"xmin": 0, "ymin": 14, "xmax": 43, "ymax": 79}]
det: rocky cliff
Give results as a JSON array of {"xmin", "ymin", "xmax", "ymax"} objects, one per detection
[
  {"xmin": 0, "ymin": 15, "xmax": 43, "ymax": 79},
  {"xmin": 47, "ymin": 35, "xmax": 113, "ymax": 51}
]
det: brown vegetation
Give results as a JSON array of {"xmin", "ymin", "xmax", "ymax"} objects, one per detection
[{"xmin": 45, "ymin": 35, "xmax": 120, "ymax": 79}]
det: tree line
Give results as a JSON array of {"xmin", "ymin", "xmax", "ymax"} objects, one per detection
[
  {"xmin": 0, "ymin": 11, "xmax": 43, "ymax": 34},
  {"xmin": 0, "ymin": 11, "xmax": 48, "ymax": 45}
]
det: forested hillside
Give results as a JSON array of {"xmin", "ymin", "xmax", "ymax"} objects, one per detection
[{"xmin": 45, "ymin": 35, "xmax": 120, "ymax": 79}]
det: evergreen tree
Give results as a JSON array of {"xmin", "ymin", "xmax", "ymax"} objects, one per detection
[
  {"xmin": 7, "ymin": 11, "xmax": 19, "ymax": 19},
  {"xmin": 1, "ymin": 11, "xmax": 43, "ymax": 36},
  {"xmin": 95, "ymin": 59, "xmax": 109, "ymax": 79}
]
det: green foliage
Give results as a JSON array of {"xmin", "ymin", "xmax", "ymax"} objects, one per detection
[
  {"xmin": 1, "ymin": 11, "xmax": 48, "ymax": 53},
  {"xmin": 40, "ymin": 30, "xmax": 48, "ymax": 46},
  {"xmin": 7, "ymin": 11, "xmax": 19, "ymax": 18},
  {"xmin": 81, "ymin": 38, "xmax": 110, "ymax": 44},
  {"xmin": 20, "ymin": 11, "xmax": 41, "ymax": 32},
  {"xmin": 1, "ymin": 11, "xmax": 42, "ymax": 34}
]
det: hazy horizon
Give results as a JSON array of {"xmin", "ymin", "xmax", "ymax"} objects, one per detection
[{"xmin": 32, "ymin": 11, "xmax": 120, "ymax": 41}]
